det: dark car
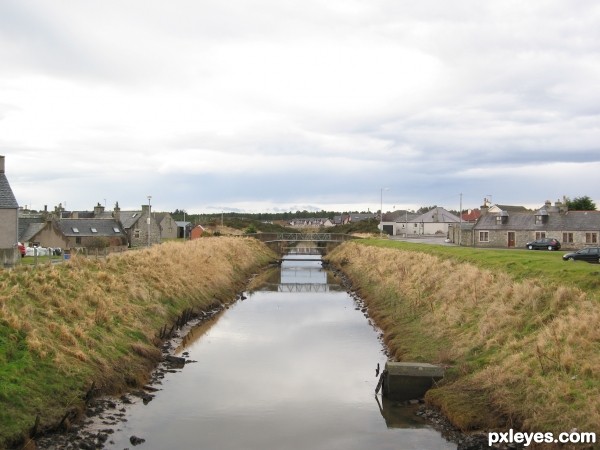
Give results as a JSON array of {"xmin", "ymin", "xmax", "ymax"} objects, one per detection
[
  {"xmin": 525, "ymin": 238, "xmax": 561, "ymax": 251},
  {"xmin": 562, "ymin": 247, "xmax": 600, "ymax": 263}
]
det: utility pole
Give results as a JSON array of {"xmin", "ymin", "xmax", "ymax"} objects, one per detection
[
  {"xmin": 458, "ymin": 193, "xmax": 463, "ymax": 246},
  {"xmin": 147, "ymin": 195, "xmax": 152, "ymax": 247}
]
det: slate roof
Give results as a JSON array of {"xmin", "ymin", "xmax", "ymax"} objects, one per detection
[
  {"xmin": 492, "ymin": 204, "xmax": 530, "ymax": 213},
  {"xmin": 119, "ymin": 210, "xmax": 144, "ymax": 230},
  {"xmin": 19, "ymin": 220, "xmax": 46, "ymax": 242},
  {"xmin": 0, "ymin": 173, "xmax": 18, "ymax": 209},
  {"xmin": 55, "ymin": 218, "xmax": 125, "ymax": 237},
  {"xmin": 474, "ymin": 211, "xmax": 600, "ymax": 231},
  {"xmin": 411, "ymin": 207, "xmax": 461, "ymax": 223}
]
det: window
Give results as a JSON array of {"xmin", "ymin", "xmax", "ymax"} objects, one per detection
[
  {"xmin": 91, "ymin": 228, "xmax": 98, "ymax": 233},
  {"xmin": 535, "ymin": 215, "xmax": 543, "ymax": 225},
  {"xmin": 496, "ymin": 216, "xmax": 502, "ymax": 224},
  {"xmin": 479, "ymin": 231, "xmax": 489, "ymax": 242},
  {"xmin": 75, "ymin": 237, "xmax": 81, "ymax": 244},
  {"xmin": 113, "ymin": 227, "xmax": 120, "ymax": 233},
  {"xmin": 134, "ymin": 229, "xmax": 141, "ymax": 238},
  {"xmin": 535, "ymin": 232, "xmax": 546, "ymax": 240},
  {"xmin": 72, "ymin": 227, "xmax": 80, "ymax": 233},
  {"xmin": 586, "ymin": 232, "xmax": 598, "ymax": 244},
  {"xmin": 562, "ymin": 232, "xmax": 574, "ymax": 244}
]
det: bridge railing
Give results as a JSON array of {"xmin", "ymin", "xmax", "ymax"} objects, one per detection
[{"xmin": 248, "ymin": 232, "xmax": 356, "ymax": 243}]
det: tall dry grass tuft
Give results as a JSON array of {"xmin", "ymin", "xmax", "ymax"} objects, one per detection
[{"xmin": 326, "ymin": 242, "xmax": 600, "ymax": 436}]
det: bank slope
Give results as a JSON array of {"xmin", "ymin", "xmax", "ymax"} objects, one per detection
[
  {"xmin": 326, "ymin": 242, "xmax": 600, "ymax": 440},
  {"xmin": 0, "ymin": 237, "xmax": 275, "ymax": 449}
]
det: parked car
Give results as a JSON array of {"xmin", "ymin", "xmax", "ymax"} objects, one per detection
[
  {"xmin": 562, "ymin": 247, "xmax": 600, "ymax": 263},
  {"xmin": 525, "ymin": 238, "xmax": 561, "ymax": 251}
]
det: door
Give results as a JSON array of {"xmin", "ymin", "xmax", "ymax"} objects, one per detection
[{"xmin": 507, "ymin": 232, "xmax": 516, "ymax": 248}]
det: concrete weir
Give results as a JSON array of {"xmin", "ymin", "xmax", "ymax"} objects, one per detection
[{"xmin": 377, "ymin": 362, "xmax": 445, "ymax": 401}]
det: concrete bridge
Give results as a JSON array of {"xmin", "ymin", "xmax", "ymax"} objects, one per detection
[{"xmin": 248, "ymin": 232, "xmax": 356, "ymax": 244}]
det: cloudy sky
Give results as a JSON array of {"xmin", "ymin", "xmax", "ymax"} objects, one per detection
[{"xmin": 1, "ymin": 0, "xmax": 599, "ymax": 214}]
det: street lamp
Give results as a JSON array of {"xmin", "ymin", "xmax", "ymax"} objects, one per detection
[
  {"xmin": 380, "ymin": 187, "xmax": 389, "ymax": 237},
  {"xmin": 147, "ymin": 195, "xmax": 152, "ymax": 247}
]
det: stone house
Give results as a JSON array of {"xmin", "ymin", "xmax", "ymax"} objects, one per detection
[
  {"xmin": 382, "ymin": 207, "xmax": 460, "ymax": 236},
  {"xmin": 20, "ymin": 202, "xmax": 160, "ymax": 250},
  {"xmin": 0, "ymin": 155, "xmax": 20, "ymax": 265},
  {"xmin": 117, "ymin": 204, "xmax": 161, "ymax": 247},
  {"xmin": 449, "ymin": 200, "xmax": 600, "ymax": 249},
  {"xmin": 153, "ymin": 212, "xmax": 177, "ymax": 240},
  {"xmin": 29, "ymin": 217, "xmax": 127, "ymax": 251}
]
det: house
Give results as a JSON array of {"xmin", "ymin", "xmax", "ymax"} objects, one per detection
[
  {"xmin": 117, "ymin": 203, "xmax": 161, "ymax": 247},
  {"xmin": 175, "ymin": 221, "xmax": 192, "ymax": 239},
  {"xmin": 348, "ymin": 213, "xmax": 376, "ymax": 222},
  {"xmin": 154, "ymin": 212, "xmax": 178, "ymax": 240},
  {"xmin": 449, "ymin": 199, "xmax": 600, "ymax": 249},
  {"xmin": 461, "ymin": 209, "xmax": 481, "ymax": 223},
  {"xmin": 0, "ymin": 156, "xmax": 20, "ymax": 265},
  {"xmin": 29, "ymin": 217, "xmax": 127, "ymax": 251},
  {"xmin": 190, "ymin": 224, "xmax": 206, "ymax": 240},
  {"xmin": 383, "ymin": 207, "xmax": 460, "ymax": 236},
  {"xmin": 333, "ymin": 215, "xmax": 350, "ymax": 226},
  {"xmin": 289, "ymin": 218, "xmax": 334, "ymax": 228}
]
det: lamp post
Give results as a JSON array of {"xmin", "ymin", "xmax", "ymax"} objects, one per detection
[
  {"xmin": 380, "ymin": 187, "xmax": 389, "ymax": 237},
  {"xmin": 147, "ymin": 195, "xmax": 152, "ymax": 247},
  {"xmin": 183, "ymin": 210, "xmax": 186, "ymax": 239}
]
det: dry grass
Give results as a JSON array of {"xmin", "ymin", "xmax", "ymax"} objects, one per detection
[
  {"xmin": 0, "ymin": 237, "xmax": 275, "ymax": 447},
  {"xmin": 326, "ymin": 242, "xmax": 600, "ymax": 439}
]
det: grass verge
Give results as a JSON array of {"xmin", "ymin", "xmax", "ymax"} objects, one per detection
[
  {"xmin": 0, "ymin": 237, "xmax": 275, "ymax": 449},
  {"xmin": 325, "ymin": 240, "xmax": 600, "ymax": 446}
]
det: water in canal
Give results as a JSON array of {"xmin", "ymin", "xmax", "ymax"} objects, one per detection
[{"xmin": 105, "ymin": 253, "xmax": 456, "ymax": 450}]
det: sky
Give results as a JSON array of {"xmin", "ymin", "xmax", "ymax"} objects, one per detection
[{"xmin": 1, "ymin": 0, "xmax": 599, "ymax": 215}]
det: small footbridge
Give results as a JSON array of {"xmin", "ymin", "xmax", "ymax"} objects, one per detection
[
  {"xmin": 248, "ymin": 232, "xmax": 356, "ymax": 259},
  {"xmin": 248, "ymin": 233, "xmax": 356, "ymax": 244}
]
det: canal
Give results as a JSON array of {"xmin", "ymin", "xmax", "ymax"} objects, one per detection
[{"xmin": 104, "ymin": 253, "xmax": 456, "ymax": 449}]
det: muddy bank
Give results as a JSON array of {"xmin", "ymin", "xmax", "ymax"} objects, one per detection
[{"xmin": 32, "ymin": 301, "xmax": 234, "ymax": 450}]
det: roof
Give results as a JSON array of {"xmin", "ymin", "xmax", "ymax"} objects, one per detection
[
  {"xmin": 348, "ymin": 213, "xmax": 376, "ymax": 221},
  {"xmin": 20, "ymin": 221, "xmax": 46, "ymax": 242},
  {"xmin": 119, "ymin": 210, "xmax": 144, "ymax": 229},
  {"xmin": 0, "ymin": 173, "xmax": 18, "ymax": 209},
  {"xmin": 55, "ymin": 218, "xmax": 125, "ymax": 237},
  {"xmin": 474, "ymin": 210, "xmax": 600, "ymax": 231},
  {"xmin": 488, "ymin": 204, "xmax": 530, "ymax": 213},
  {"xmin": 410, "ymin": 207, "xmax": 461, "ymax": 224}
]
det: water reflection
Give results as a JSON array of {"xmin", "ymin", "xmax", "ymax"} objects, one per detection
[{"xmin": 104, "ymin": 254, "xmax": 455, "ymax": 450}]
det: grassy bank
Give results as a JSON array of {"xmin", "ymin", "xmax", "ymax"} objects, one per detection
[
  {"xmin": 325, "ymin": 240, "xmax": 600, "ymax": 444},
  {"xmin": 0, "ymin": 237, "xmax": 275, "ymax": 449}
]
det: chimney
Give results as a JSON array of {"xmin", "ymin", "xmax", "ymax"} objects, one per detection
[
  {"xmin": 0, "ymin": 155, "xmax": 5, "ymax": 173},
  {"xmin": 113, "ymin": 201, "xmax": 121, "ymax": 222},
  {"xmin": 93, "ymin": 202, "xmax": 105, "ymax": 216}
]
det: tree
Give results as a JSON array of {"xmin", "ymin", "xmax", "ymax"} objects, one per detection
[{"xmin": 566, "ymin": 196, "xmax": 596, "ymax": 211}]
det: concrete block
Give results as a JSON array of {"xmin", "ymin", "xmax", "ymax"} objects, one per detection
[{"xmin": 382, "ymin": 362, "xmax": 444, "ymax": 401}]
